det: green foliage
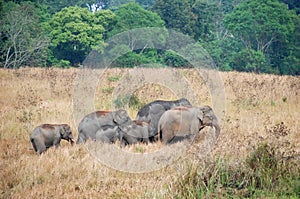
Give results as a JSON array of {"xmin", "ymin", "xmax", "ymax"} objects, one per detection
[
  {"xmin": 102, "ymin": 87, "xmax": 114, "ymax": 94},
  {"xmin": 48, "ymin": 6, "xmax": 115, "ymax": 66},
  {"xmin": 133, "ymin": 145, "xmax": 146, "ymax": 153},
  {"xmin": 1, "ymin": 0, "xmax": 298, "ymax": 75},
  {"xmin": 224, "ymin": 0, "xmax": 294, "ymax": 52},
  {"xmin": 111, "ymin": 48, "xmax": 163, "ymax": 67},
  {"xmin": 279, "ymin": 0, "xmax": 300, "ymax": 14},
  {"xmin": 192, "ymin": 0, "xmax": 223, "ymax": 41},
  {"xmin": 107, "ymin": 3, "xmax": 165, "ymax": 67},
  {"xmin": 229, "ymin": 49, "xmax": 271, "ymax": 73},
  {"xmin": 152, "ymin": 0, "xmax": 195, "ymax": 36},
  {"xmin": 113, "ymin": 94, "xmax": 143, "ymax": 109},
  {"xmin": 282, "ymin": 97, "xmax": 287, "ymax": 103},
  {"xmin": 53, "ymin": 60, "xmax": 71, "ymax": 68},
  {"xmin": 105, "ymin": 0, "xmax": 156, "ymax": 11},
  {"xmin": 162, "ymin": 50, "xmax": 190, "ymax": 67},
  {"xmin": 39, "ymin": 0, "xmax": 94, "ymax": 15},
  {"xmin": 224, "ymin": 0, "xmax": 299, "ymax": 75},
  {"xmin": 107, "ymin": 75, "xmax": 120, "ymax": 82},
  {"xmin": 108, "ymin": 2, "xmax": 165, "ymax": 36}
]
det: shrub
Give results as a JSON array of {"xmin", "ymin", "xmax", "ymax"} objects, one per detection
[{"xmin": 113, "ymin": 94, "xmax": 143, "ymax": 109}]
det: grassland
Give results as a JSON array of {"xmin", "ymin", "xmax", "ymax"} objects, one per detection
[{"xmin": 0, "ymin": 67, "xmax": 299, "ymax": 198}]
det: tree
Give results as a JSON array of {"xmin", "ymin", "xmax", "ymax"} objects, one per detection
[
  {"xmin": 276, "ymin": 14, "xmax": 300, "ymax": 75},
  {"xmin": 0, "ymin": 2, "xmax": 49, "ymax": 68},
  {"xmin": 48, "ymin": 6, "xmax": 115, "ymax": 66},
  {"xmin": 224, "ymin": 0, "xmax": 294, "ymax": 54},
  {"xmin": 152, "ymin": 0, "xmax": 196, "ymax": 37},
  {"xmin": 108, "ymin": 2, "xmax": 165, "ymax": 37},
  {"xmin": 279, "ymin": 0, "xmax": 300, "ymax": 14},
  {"xmin": 39, "ymin": 0, "xmax": 96, "ymax": 15},
  {"xmin": 224, "ymin": 0, "xmax": 298, "ymax": 74},
  {"xmin": 191, "ymin": 0, "xmax": 224, "ymax": 41},
  {"xmin": 135, "ymin": 0, "xmax": 156, "ymax": 10},
  {"xmin": 107, "ymin": 3, "xmax": 166, "ymax": 67}
]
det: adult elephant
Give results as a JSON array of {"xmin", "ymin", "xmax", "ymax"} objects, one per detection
[
  {"xmin": 77, "ymin": 109, "xmax": 131, "ymax": 144},
  {"xmin": 135, "ymin": 98, "xmax": 192, "ymax": 141},
  {"xmin": 158, "ymin": 105, "xmax": 220, "ymax": 144},
  {"xmin": 30, "ymin": 124, "xmax": 74, "ymax": 154},
  {"xmin": 119, "ymin": 120, "xmax": 153, "ymax": 146}
]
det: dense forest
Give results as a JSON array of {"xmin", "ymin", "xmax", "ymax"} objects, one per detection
[{"xmin": 0, "ymin": 0, "xmax": 299, "ymax": 75}]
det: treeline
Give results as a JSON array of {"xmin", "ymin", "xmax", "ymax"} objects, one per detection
[{"xmin": 0, "ymin": 0, "xmax": 299, "ymax": 75}]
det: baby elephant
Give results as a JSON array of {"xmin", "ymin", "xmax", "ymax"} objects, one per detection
[{"xmin": 30, "ymin": 124, "xmax": 74, "ymax": 154}]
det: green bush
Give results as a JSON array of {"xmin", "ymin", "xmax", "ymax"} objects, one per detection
[{"xmin": 113, "ymin": 94, "xmax": 143, "ymax": 109}]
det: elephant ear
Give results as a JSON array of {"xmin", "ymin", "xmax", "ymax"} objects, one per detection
[
  {"xmin": 59, "ymin": 127, "xmax": 65, "ymax": 137},
  {"xmin": 63, "ymin": 125, "xmax": 71, "ymax": 133},
  {"xmin": 113, "ymin": 109, "xmax": 130, "ymax": 125},
  {"xmin": 196, "ymin": 109, "xmax": 204, "ymax": 121}
]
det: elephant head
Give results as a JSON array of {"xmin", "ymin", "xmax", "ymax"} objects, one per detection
[
  {"xmin": 60, "ymin": 124, "xmax": 74, "ymax": 144},
  {"xmin": 112, "ymin": 109, "xmax": 131, "ymax": 125},
  {"xmin": 118, "ymin": 120, "xmax": 152, "ymax": 146},
  {"xmin": 198, "ymin": 105, "xmax": 220, "ymax": 138},
  {"xmin": 77, "ymin": 109, "xmax": 132, "ymax": 144}
]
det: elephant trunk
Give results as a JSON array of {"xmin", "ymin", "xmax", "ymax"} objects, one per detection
[
  {"xmin": 68, "ymin": 135, "xmax": 75, "ymax": 145},
  {"xmin": 212, "ymin": 121, "xmax": 221, "ymax": 139},
  {"xmin": 69, "ymin": 138, "xmax": 75, "ymax": 145}
]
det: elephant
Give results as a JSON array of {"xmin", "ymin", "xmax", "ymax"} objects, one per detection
[
  {"xmin": 157, "ymin": 105, "xmax": 220, "ymax": 144},
  {"xmin": 95, "ymin": 126, "xmax": 119, "ymax": 144},
  {"xmin": 119, "ymin": 120, "xmax": 153, "ymax": 146},
  {"xmin": 135, "ymin": 98, "xmax": 192, "ymax": 141},
  {"xmin": 77, "ymin": 109, "xmax": 131, "ymax": 144},
  {"xmin": 30, "ymin": 124, "xmax": 74, "ymax": 154}
]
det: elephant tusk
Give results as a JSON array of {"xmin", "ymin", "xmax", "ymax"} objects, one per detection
[{"xmin": 69, "ymin": 138, "xmax": 75, "ymax": 145}]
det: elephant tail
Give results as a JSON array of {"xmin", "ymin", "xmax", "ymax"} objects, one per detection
[{"xmin": 157, "ymin": 124, "xmax": 162, "ymax": 142}]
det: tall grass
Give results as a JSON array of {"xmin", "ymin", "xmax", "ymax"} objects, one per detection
[
  {"xmin": 0, "ymin": 67, "xmax": 299, "ymax": 198},
  {"xmin": 170, "ymin": 142, "xmax": 299, "ymax": 198}
]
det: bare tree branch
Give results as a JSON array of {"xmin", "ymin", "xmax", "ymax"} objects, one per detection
[{"xmin": 1, "ymin": 3, "xmax": 49, "ymax": 68}]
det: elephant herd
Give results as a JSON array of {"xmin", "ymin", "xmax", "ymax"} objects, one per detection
[{"xmin": 30, "ymin": 98, "xmax": 220, "ymax": 154}]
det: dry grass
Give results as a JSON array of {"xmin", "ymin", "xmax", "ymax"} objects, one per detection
[{"xmin": 0, "ymin": 67, "xmax": 299, "ymax": 198}]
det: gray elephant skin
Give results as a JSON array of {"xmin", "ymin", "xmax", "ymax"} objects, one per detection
[
  {"xmin": 95, "ymin": 126, "xmax": 119, "ymax": 144},
  {"xmin": 158, "ymin": 105, "xmax": 220, "ymax": 144},
  {"xmin": 77, "ymin": 109, "xmax": 131, "ymax": 144},
  {"xmin": 119, "ymin": 120, "xmax": 153, "ymax": 146},
  {"xmin": 30, "ymin": 124, "xmax": 74, "ymax": 154},
  {"xmin": 135, "ymin": 98, "xmax": 192, "ymax": 141}
]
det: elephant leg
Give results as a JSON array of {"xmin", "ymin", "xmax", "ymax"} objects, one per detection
[
  {"xmin": 118, "ymin": 130, "xmax": 127, "ymax": 147},
  {"xmin": 168, "ymin": 135, "xmax": 190, "ymax": 144},
  {"xmin": 54, "ymin": 142, "xmax": 61, "ymax": 148},
  {"xmin": 76, "ymin": 133, "xmax": 86, "ymax": 144},
  {"xmin": 97, "ymin": 135, "xmax": 110, "ymax": 143},
  {"xmin": 161, "ymin": 124, "xmax": 175, "ymax": 144},
  {"xmin": 32, "ymin": 138, "xmax": 47, "ymax": 154},
  {"xmin": 30, "ymin": 138, "xmax": 38, "ymax": 152},
  {"xmin": 162, "ymin": 132, "xmax": 173, "ymax": 144},
  {"xmin": 167, "ymin": 136, "xmax": 181, "ymax": 144},
  {"xmin": 143, "ymin": 137, "xmax": 149, "ymax": 144}
]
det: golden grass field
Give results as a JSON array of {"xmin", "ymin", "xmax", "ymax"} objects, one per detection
[{"xmin": 0, "ymin": 67, "xmax": 299, "ymax": 198}]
